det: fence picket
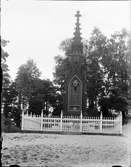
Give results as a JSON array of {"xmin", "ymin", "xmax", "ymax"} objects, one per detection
[{"xmin": 40, "ymin": 109, "xmax": 43, "ymax": 131}]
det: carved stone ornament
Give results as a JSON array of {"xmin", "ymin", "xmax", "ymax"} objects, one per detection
[{"xmin": 72, "ymin": 79, "xmax": 79, "ymax": 88}]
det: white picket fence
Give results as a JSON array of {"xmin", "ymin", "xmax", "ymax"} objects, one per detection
[{"xmin": 21, "ymin": 110, "xmax": 122, "ymax": 135}]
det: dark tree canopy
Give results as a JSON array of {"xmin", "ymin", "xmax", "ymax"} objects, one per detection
[
  {"xmin": 15, "ymin": 59, "xmax": 41, "ymax": 99},
  {"xmin": 1, "ymin": 39, "xmax": 10, "ymax": 89}
]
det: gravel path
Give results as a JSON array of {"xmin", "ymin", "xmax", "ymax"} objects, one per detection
[{"xmin": 2, "ymin": 120, "xmax": 131, "ymax": 167}]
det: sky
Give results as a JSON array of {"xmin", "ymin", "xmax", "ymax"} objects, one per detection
[{"xmin": 1, "ymin": 0, "xmax": 131, "ymax": 81}]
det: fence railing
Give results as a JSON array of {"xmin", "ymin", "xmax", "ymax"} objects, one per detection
[{"xmin": 21, "ymin": 110, "xmax": 122, "ymax": 135}]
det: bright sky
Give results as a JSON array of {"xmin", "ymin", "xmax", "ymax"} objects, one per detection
[{"xmin": 1, "ymin": 0, "xmax": 131, "ymax": 81}]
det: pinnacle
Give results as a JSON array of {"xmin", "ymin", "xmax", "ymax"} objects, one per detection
[{"xmin": 73, "ymin": 11, "xmax": 82, "ymax": 44}]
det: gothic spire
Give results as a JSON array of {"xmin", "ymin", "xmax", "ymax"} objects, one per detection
[
  {"xmin": 73, "ymin": 11, "xmax": 82, "ymax": 44},
  {"xmin": 71, "ymin": 11, "xmax": 83, "ymax": 55}
]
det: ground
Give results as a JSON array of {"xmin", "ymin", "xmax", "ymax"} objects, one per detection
[{"xmin": 2, "ymin": 119, "xmax": 131, "ymax": 167}]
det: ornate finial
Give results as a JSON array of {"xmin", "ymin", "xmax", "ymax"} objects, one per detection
[
  {"xmin": 73, "ymin": 11, "xmax": 82, "ymax": 44},
  {"xmin": 68, "ymin": 11, "xmax": 83, "ymax": 56},
  {"xmin": 75, "ymin": 11, "xmax": 81, "ymax": 22}
]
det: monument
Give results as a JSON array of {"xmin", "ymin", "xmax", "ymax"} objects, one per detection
[{"xmin": 63, "ymin": 11, "xmax": 87, "ymax": 116}]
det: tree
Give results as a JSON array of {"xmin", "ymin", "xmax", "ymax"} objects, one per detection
[
  {"xmin": 106, "ymin": 31, "xmax": 128, "ymax": 96},
  {"xmin": 15, "ymin": 59, "xmax": 58, "ymax": 116},
  {"xmin": 59, "ymin": 38, "xmax": 72, "ymax": 54},
  {"xmin": 1, "ymin": 39, "xmax": 10, "ymax": 89},
  {"xmin": 15, "ymin": 59, "xmax": 41, "ymax": 99},
  {"xmin": 1, "ymin": 38, "xmax": 12, "ymax": 131},
  {"xmin": 127, "ymin": 34, "xmax": 131, "ymax": 100},
  {"xmin": 15, "ymin": 59, "xmax": 41, "ymax": 113},
  {"xmin": 52, "ymin": 93, "xmax": 63, "ymax": 116},
  {"xmin": 2, "ymin": 82, "xmax": 20, "ymax": 130},
  {"xmin": 54, "ymin": 55, "xmax": 69, "ymax": 91},
  {"xmin": 86, "ymin": 28, "xmax": 106, "ymax": 110},
  {"xmin": 28, "ymin": 79, "xmax": 57, "ymax": 115},
  {"xmin": 98, "ymin": 30, "xmax": 129, "ymax": 120},
  {"xmin": 86, "ymin": 28, "xmax": 128, "ymax": 116}
]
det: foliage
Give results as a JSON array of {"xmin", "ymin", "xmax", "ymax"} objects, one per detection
[
  {"xmin": 127, "ymin": 35, "xmax": 131, "ymax": 99},
  {"xmin": 1, "ymin": 38, "xmax": 12, "ymax": 131},
  {"xmin": 15, "ymin": 59, "xmax": 41, "ymax": 99},
  {"xmin": 99, "ymin": 90, "xmax": 128, "ymax": 120},
  {"xmin": 101, "ymin": 31, "xmax": 128, "ymax": 119},
  {"xmin": 86, "ymin": 28, "xmax": 106, "ymax": 109},
  {"xmin": 86, "ymin": 57, "xmax": 104, "ymax": 110},
  {"xmin": 54, "ymin": 55, "xmax": 69, "ymax": 91},
  {"xmin": 15, "ymin": 59, "xmax": 59, "ymax": 116},
  {"xmin": 1, "ymin": 39, "xmax": 10, "ymax": 88},
  {"xmin": 1, "ymin": 82, "xmax": 20, "ymax": 131},
  {"xmin": 28, "ymin": 79, "xmax": 57, "ymax": 115},
  {"xmin": 52, "ymin": 93, "xmax": 63, "ymax": 116},
  {"xmin": 15, "ymin": 59, "xmax": 42, "ymax": 117},
  {"xmin": 59, "ymin": 38, "xmax": 72, "ymax": 54}
]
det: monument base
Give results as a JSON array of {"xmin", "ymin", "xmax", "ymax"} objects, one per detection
[{"xmin": 64, "ymin": 110, "xmax": 81, "ymax": 116}]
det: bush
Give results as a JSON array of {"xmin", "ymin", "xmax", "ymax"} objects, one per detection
[{"xmin": 1, "ymin": 114, "xmax": 21, "ymax": 132}]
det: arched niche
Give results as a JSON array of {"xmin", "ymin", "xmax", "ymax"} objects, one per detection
[{"xmin": 68, "ymin": 75, "xmax": 82, "ymax": 112}]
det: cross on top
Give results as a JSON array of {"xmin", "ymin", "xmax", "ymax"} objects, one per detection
[{"xmin": 75, "ymin": 11, "xmax": 81, "ymax": 20}]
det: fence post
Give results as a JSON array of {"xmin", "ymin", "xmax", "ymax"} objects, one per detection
[
  {"xmin": 60, "ymin": 110, "xmax": 63, "ymax": 131},
  {"xmin": 119, "ymin": 111, "xmax": 122, "ymax": 134},
  {"xmin": 100, "ymin": 112, "xmax": 102, "ymax": 133},
  {"xmin": 27, "ymin": 109, "xmax": 28, "ymax": 116},
  {"xmin": 80, "ymin": 111, "xmax": 82, "ymax": 132},
  {"xmin": 21, "ymin": 109, "xmax": 24, "ymax": 130},
  {"xmin": 41, "ymin": 109, "xmax": 43, "ymax": 131}
]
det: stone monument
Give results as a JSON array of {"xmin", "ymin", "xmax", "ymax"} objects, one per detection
[{"xmin": 63, "ymin": 11, "xmax": 87, "ymax": 116}]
